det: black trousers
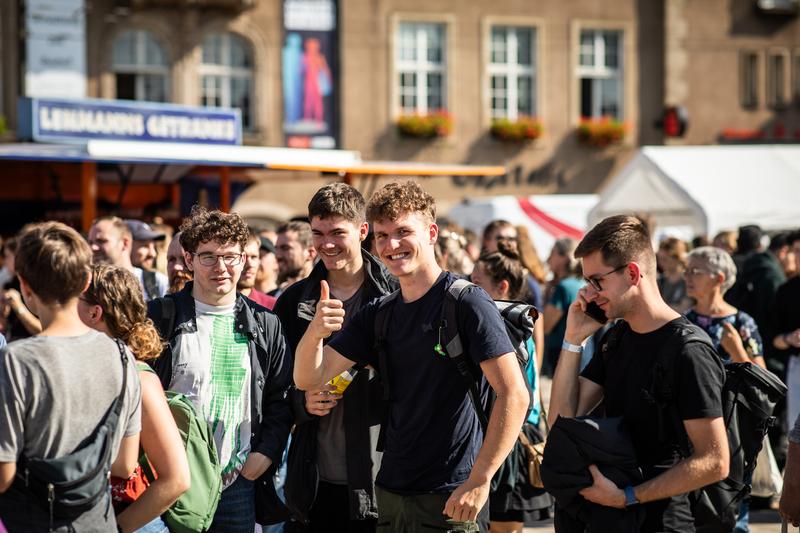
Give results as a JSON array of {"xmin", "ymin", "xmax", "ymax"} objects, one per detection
[{"xmin": 288, "ymin": 480, "xmax": 376, "ymax": 533}]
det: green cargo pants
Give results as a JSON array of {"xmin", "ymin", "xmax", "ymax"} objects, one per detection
[{"xmin": 375, "ymin": 487, "xmax": 488, "ymax": 533}]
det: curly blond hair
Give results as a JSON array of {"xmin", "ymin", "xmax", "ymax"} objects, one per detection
[
  {"xmin": 366, "ymin": 181, "xmax": 436, "ymax": 224},
  {"xmin": 85, "ymin": 264, "xmax": 163, "ymax": 361}
]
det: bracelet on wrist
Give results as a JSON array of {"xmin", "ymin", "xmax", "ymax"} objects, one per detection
[{"xmin": 561, "ymin": 340, "xmax": 584, "ymax": 354}]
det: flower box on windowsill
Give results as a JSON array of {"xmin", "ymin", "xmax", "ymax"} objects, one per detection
[
  {"xmin": 396, "ymin": 111, "xmax": 453, "ymax": 139},
  {"xmin": 576, "ymin": 117, "xmax": 627, "ymax": 147},
  {"xmin": 490, "ymin": 117, "xmax": 543, "ymax": 143}
]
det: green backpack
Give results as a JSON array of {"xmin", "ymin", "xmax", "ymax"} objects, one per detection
[{"xmin": 142, "ymin": 391, "xmax": 222, "ymax": 533}]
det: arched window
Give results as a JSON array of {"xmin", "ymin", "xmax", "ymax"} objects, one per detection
[
  {"xmin": 112, "ymin": 29, "xmax": 169, "ymax": 102},
  {"xmin": 199, "ymin": 32, "xmax": 254, "ymax": 130}
]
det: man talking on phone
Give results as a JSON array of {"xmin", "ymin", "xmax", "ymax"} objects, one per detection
[{"xmin": 548, "ymin": 215, "xmax": 728, "ymax": 532}]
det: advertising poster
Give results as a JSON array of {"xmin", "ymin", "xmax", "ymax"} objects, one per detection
[{"xmin": 282, "ymin": 0, "xmax": 338, "ymax": 149}]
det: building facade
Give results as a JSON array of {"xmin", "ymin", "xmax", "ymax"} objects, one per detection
[{"xmin": 1, "ymin": 0, "xmax": 798, "ymax": 216}]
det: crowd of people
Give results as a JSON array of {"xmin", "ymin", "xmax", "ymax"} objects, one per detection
[{"xmin": 0, "ymin": 181, "xmax": 798, "ymax": 533}]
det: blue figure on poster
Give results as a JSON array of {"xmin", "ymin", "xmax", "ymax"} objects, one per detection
[{"xmin": 282, "ymin": 33, "xmax": 303, "ymax": 124}]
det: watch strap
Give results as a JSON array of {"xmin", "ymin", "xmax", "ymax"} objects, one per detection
[{"xmin": 624, "ymin": 485, "xmax": 639, "ymax": 507}]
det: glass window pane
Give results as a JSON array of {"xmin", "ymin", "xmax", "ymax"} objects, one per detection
[
  {"xmin": 491, "ymin": 75, "xmax": 507, "ymax": 90},
  {"xmin": 201, "ymin": 75, "xmax": 222, "ymax": 107},
  {"xmin": 580, "ymin": 77, "xmax": 593, "ymax": 117},
  {"xmin": 517, "ymin": 28, "xmax": 533, "ymax": 66},
  {"xmin": 604, "ymin": 31, "xmax": 620, "ymax": 68},
  {"xmin": 116, "ymin": 73, "xmax": 136, "ymax": 100},
  {"xmin": 398, "ymin": 23, "xmax": 417, "ymax": 62},
  {"xmin": 427, "ymin": 73, "xmax": 443, "ymax": 110},
  {"xmin": 518, "ymin": 75, "xmax": 533, "ymax": 116},
  {"xmin": 231, "ymin": 76, "xmax": 252, "ymax": 129},
  {"xmin": 580, "ymin": 30, "xmax": 594, "ymax": 67},
  {"xmin": 202, "ymin": 34, "xmax": 222, "ymax": 65},
  {"xmin": 399, "ymin": 72, "xmax": 417, "ymax": 111},
  {"xmin": 600, "ymin": 78, "xmax": 620, "ymax": 118},
  {"xmin": 144, "ymin": 32, "xmax": 166, "ymax": 66},
  {"xmin": 794, "ymin": 54, "xmax": 800, "ymax": 103},
  {"xmin": 113, "ymin": 30, "xmax": 136, "ymax": 67},
  {"xmin": 491, "ymin": 27, "xmax": 507, "ymax": 64},
  {"xmin": 143, "ymin": 74, "xmax": 167, "ymax": 102},
  {"xmin": 229, "ymin": 35, "xmax": 252, "ymax": 68},
  {"xmin": 426, "ymin": 24, "xmax": 444, "ymax": 64}
]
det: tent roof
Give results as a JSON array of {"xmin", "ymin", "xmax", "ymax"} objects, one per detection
[{"xmin": 591, "ymin": 145, "xmax": 800, "ymax": 236}]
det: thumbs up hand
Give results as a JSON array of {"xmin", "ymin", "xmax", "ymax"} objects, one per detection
[{"xmin": 309, "ymin": 280, "xmax": 345, "ymax": 341}]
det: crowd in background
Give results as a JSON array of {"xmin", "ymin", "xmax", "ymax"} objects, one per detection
[{"xmin": 0, "ymin": 196, "xmax": 798, "ymax": 533}]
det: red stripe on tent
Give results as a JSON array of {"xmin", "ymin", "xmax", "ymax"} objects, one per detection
[{"xmin": 517, "ymin": 197, "xmax": 584, "ymax": 239}]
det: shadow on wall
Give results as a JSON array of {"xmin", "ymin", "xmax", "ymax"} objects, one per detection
[
  {"xmin": 372, "ymin": 124, "xmax": 434, "ymax": 161},
  {"xmin": 729, "ymin": 0, "xmax": 798, "ymax": 36},
  {"xmin": 459, "ymin": 129, "xmax": 619, "ymax": 194}
]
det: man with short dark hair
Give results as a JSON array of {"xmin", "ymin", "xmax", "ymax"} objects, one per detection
[
  {"xmin": 549, "ymin": 215, "xmax": 728, "ymax": 532},
  {"xmin": 88, "ymin": 216, "xmax": 168, "ymax": 301},
  {"xmin": 276, "ymin": 183, "xmax": 397, "ymax": 532},
  {"xmin": 293, "ymin": 181, "xmax": 529, "ymax": 532},
  {"xmin": 275, "ymin": 221, "xmax": 317, "ymax": 296},
  {"xmin": 0, "ymin": 222, "xmax": 141, "ymax": 532},
  {"xmin": 257, "ymin": 237, "xmax": 280, "ymax": 296},
  {"xmin": 148, "ymin": 207, "xmax": 293, "ymax": 532},
  {"xmin": 239, "ymin": 230, "xmax": 277, "ymax": 310}
]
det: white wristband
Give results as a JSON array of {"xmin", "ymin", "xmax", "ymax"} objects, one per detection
[{"xmin": 561, "ymin": 340, "xmax": 584, "ymax": 354}]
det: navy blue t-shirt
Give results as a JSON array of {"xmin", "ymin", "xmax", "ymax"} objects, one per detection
[{"xmin": 328, "ymin": 272, "xmax": 514, "ymax": 494}]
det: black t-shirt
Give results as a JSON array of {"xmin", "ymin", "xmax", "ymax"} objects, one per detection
[
  {"xmin": 328, "ymin": 272, "xmax": 514, "ymax": 494},
  {"xmin": 581, "ymin": 317, "xmax": 725, "ymax": 531}
]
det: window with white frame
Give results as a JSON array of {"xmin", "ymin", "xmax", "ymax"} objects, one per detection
[
  {"xmin": 199, "ymin": 32, "xmax": 254, "ymax": 130},
  {"xmin": 488, "ymin": 26, "xmax": 536, "ymax": 120},
  {"xmin": 112, "ymin": 29, "xmax": 169, "ymax": 102},
  {"xmin": 577, "ymin": 29, "xmax": 623, "ymax": 120},
  {"xmin": 395, "ymin": 22, "xmax": 446, "ymax": 115}
]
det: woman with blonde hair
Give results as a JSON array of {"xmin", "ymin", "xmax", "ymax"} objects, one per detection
[{"xmin": 79, "ymin": 265, "xmax": 190, "ymax": 533}]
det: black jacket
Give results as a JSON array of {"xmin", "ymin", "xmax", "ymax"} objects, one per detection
[
  {"xmin": 147, "ymin": 282, "xmax": 293, "ymax": 524},
  {"xmin": 274, "ymin": 250, "xmax": 397, "ymax": 523},
  {"xmin": 541, "ymin": 416, "xmax": 644, "ymax": 533}
]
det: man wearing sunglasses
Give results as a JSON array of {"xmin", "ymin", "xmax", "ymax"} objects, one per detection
[
  {"xmin": 549, "ymin": 215, "xmax": 727, "ymax": 532},
  {"xmin": 147, "ymin": 206, "xmax": 293, "ymax": 532}
]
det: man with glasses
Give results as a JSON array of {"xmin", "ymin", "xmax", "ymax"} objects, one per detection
[
  {"xmin": 148, "ymin": 206, "xmax": 293, "ymax": 533},
  {"xmin": 549, "ymin": 215, "xmax": 728, "ymax": 532}
]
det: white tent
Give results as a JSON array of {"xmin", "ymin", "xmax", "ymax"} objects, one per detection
[
  {"xmin": 590, "ymin": 145, "xmax": 800, "ymax": 240},
  {"xmin": 447, "ymin": 194, "xmax": 598, "ymax": 259}
]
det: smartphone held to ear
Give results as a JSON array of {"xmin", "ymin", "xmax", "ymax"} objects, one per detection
[{"xmin": 584, "ymin": 301, "xmax": 608, "ymax": 324}]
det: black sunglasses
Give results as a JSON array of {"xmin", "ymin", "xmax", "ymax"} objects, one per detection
[{"xmin": 584, "ymin": 264, "xmax": 627, "ymax": 291}]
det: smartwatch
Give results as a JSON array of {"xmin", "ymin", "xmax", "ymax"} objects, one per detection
[{"xmin": 623, "ymin": 485, "xmax": 639, "ymax": 507}]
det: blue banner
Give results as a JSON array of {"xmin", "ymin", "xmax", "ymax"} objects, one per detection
[{"xmin": 18, "ymin": 97, "xmax": 243, "ymax": 145}]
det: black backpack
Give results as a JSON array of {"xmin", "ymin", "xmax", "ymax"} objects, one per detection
[
  {"xmin": 12, "ymin": 339, "xmax": 129, "ymax": 529},
  {"xmin": 600, "ymin": 321, "xmax": 787, "ymax": 532},
  {"xmin": 372, "ymin": 278, "xmax": 538, "ymax": 451}
]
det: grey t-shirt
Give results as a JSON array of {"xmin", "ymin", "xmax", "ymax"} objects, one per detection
[
  {"xmin": 0, "ymin": 330, "xmax": 142, "ymax": 532},
  {"xmin": 317, "ymin": 287, "xmax": 364, "ymax": 484}
]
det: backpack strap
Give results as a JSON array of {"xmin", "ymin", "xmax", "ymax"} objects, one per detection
[
  {"xmin": 372, "ymin": 289, "xmax": 401, "ymax": 452},
  {"xmin": 649, "ymin": 324, "xmax": 714, "ymax": 458},
  {"xmin": 142, "ymin": 270, "xmax": 159, "ymax": 302},
  {"xmin": 442, "ymin": 279, "xmax": 490, "ymax": 434}
]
